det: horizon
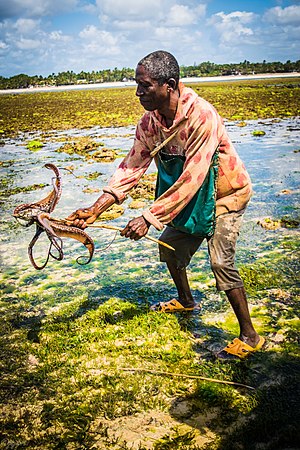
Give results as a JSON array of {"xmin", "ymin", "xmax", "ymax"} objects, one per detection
[
  {"xmin": 0, "ymin": 0, "xmax": 299, "ymax": 78},
  {"xmin": 1, "ymin": 58, "xmax": 299, "ymax": 80}
]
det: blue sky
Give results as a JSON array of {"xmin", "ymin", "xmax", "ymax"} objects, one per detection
[{"xmin": 0, "ymin": 0, "xmax": 299, "ymax": 77}]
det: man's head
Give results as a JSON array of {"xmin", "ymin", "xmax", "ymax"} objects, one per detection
[
  {"xmin": 137, "ymin": 50, "xmax": 180, "ymax": 88},
  {"xmin": 135, "ymin": 50, "xmax": 180, "ymax": 114}
]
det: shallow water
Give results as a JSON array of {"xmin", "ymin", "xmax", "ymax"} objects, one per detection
[{"xmin": 0, "ymin": 118, "xmax": 299, "ymax": 308}]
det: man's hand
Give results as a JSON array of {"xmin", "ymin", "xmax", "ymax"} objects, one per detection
[
  {"xmin": 65, "ymin": 193, "xmax": 116, "ymax": 229},
  {"xmin": 121, "ymin": 216, "xmax": 150, "ymax": 240},
  {"xmin": 66, "ymin": 206, "xmax": 98, "ymax": 229}
]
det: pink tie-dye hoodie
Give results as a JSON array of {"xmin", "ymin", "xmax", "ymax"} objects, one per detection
[{"xmin": 103, "ymin": 82, "xmax": 252, "ymax": 231}]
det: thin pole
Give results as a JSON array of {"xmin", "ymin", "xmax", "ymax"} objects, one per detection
[
  {"xmin": 88, "ymin": 223, "xmax": 175, "ymax": 251},
  {"xmin": 53, "ymin": 218, "xmax": 175, "ymax": 251}
]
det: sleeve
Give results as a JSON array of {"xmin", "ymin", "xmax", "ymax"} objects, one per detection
[
  {"xmin": 142, "ymin": 105, "xmax": 221, "ymax": 229},
  {"xmin": 103, "ymin": 119, "xmax": 155, "ymax": 204}
]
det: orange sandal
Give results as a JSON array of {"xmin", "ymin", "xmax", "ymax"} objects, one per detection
[
  {"xmin": 217, "ymin": 336, "xmax": 266, "ymax": 360},
  {"xmin": 150, "ymin": 299, "xmax": 198, "ymax": 313}
]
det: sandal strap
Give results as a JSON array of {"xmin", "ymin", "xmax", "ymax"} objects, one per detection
[
  {"xmin": 159, "ymin": 299, "xmax": 184, "ymax": 312},
  {"xmin": 151, "ymin": 299, "xmax": 196, "ymax": 312},
  {"xmin": 224, "ymin": 338, "xmax": 254, "ymax": 358}
]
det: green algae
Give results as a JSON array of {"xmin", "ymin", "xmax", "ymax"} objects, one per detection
[
  {"xmin": 280, "ymin": 216, "xmax": 300, "ymax": 228},
  {"xmin": 55, "ymin": 136, "xmax": 118, "ymax": 161},
  {"xmin": 130, "ymin": 173, "xmax": 156, "ymax": 201},
  {"xmin": 0, "ymin": 78, "xmax": 299, "ymax": 137},
  {"xmin": 56, "ymin": 136, "xmax": 102, "ymax": 156},
  {"xmin": 239, "ymin": 263, "xmax": 286, "ymax": 296},
  {"xmin": 88, "ymin": 147, "xmax": 117, "ymax": 162},
  {"xmin": 26, "ymin": 140, "xmax": 44, "ymax": 150},
  {"xmin": 1, "ymin": 227, "xmax": 298, "ymax": 448},
  {"xmin": 85, "ymin": 171, "xmax": 102, "ymax": 180},
  {"xmin": 96, "ymin": 204, "xmax": 124, "ymax": 221},
  {"xmin": 0, "ymin": 181, "xmax": 47, "ymax": 198},
  {"xmin": 252, "ymin": 130, "xmax": 266, "ymax": 136}
]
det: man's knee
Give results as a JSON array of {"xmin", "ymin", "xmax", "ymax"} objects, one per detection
[
  {"xmin": 210, "ymin": 255, "xmax": 228, "ymax": 274},
  {"xmin": 159, "ymin": 227, "xmax": 202, "ymax": 268},
  {"xmin": 210, "ymin": 256, "xmax": 244, "ymax": 291},
  {"xmin": 160, "ymin": 247, "xmax": 190, "ymax": 270}
]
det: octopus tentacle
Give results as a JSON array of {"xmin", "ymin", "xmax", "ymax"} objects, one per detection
[
  {"xmin": 14, "ymin": 163, "xmax": 94, "ymax": 269},
  {"xmin": 28, "ymin": 225, "xmax": 50, "ymax": 270},
  {"xmin": 31, "ymin": 163, "xmax": 62, "ymax": 214},
  {"xmin": 37, "ymin": 212, "xmax": 64, "ymax": 261},
  {"xmin": 13, "ymin": 163, "xmax": 62, "ymax": 223},
  {"xmin": 49, "ymin": 218, "xmax": 94, "ymax": 265},
  {"xmin": 37, "ymin": 213, "xmax": 94, "ymax": 265}
]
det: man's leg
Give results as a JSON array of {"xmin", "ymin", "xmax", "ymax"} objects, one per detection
[
  {"xmin": 208, "ymin": 210, "xmax": 262, "ymax": 355},
  {"xmin": 166, "ymin": 261, "xmax": 196, "ymax": 308},
  {"xmin": 158, "ymin": 227, "xmax": 203, "ymax": 308},
  {"xmin": 225, "ymin": 287, "xmax": 260, "ymax": 348}
]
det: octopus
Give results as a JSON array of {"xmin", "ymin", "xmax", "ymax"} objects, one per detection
[{"xmin": 13, "ymin": 163, "xmax": 94, "ymax": 270}]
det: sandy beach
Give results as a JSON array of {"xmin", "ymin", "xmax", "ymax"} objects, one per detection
[{"xmin": 0, "ymin": 72, "xmax": 299, "ymax": 95}]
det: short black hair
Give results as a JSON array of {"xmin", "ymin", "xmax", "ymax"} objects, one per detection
[{"xmin": 137, "ymin": 50, "xmax": 180, "ymax": 88}]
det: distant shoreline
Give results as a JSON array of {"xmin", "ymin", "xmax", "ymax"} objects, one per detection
[{"xmin": 0, "ymin": 72, "xmax": 299, "ymax": 95}]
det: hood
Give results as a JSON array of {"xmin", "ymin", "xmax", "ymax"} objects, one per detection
[{"xmin": 174, "ymin": 82, "xmax": 199, "ymax": 122}]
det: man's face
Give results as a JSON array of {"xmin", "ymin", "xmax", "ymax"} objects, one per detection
[{"xmin": 135, "ymin": 64, "xmax": 169, "ymax": 112}]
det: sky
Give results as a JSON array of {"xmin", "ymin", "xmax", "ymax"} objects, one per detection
[{"xmin": 0, "ymin": 0, "xmax": 299, "ymax": 78}]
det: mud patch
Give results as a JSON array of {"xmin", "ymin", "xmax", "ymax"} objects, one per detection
[{"xmin": 91, "ymin": 409, "xmax": 216, "ymax": 449}]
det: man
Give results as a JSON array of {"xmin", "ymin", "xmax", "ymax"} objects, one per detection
[{"xmin": 67, "ymin": 50, "xmax": 265, "ymax": 360}]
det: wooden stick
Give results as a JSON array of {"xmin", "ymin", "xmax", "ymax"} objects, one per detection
[
  {"xmin": 119, "ymin": 368, "xmax": 255, "ymax": 390},
  {"xmin": 150, "ymin": 129, "xmax": 179, "ymax": 157},
  {"xmin": 88, "ymin": 223, "xmax": 175, "ymax": 251},
  {"xmin": 53, "ymin": 218, "xmax": 175, "ymax": 251}
]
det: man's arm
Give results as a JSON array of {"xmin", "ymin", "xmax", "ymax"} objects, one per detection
[
  {"xmin": 66, "ymin": 192, "xmax": 115, "ymax": 229},
  {"xmin": 67, "ymin": 117, "xmax": 155, "ymax": 231}
]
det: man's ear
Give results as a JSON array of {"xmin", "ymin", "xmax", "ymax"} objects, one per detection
[{"xmin": 166, "ymin": 78, "xmax": 177, "ymax": 91}]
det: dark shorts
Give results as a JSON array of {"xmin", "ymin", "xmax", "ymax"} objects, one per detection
[{"xmin": 159, "ymin": 209, "xmax": 246, "ymax": 291}]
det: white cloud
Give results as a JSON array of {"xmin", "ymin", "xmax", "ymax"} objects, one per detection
[
  {"xmin": 154, "ymin": 26, "xmax": 181, "ymax": 42},
  {"xmin": 79, "ymin": 2, "xmax": 98, "ymax": 15},
  {"xmin": 0, "ymin": 40, "xmax": 8, "ymax": 50},
  {"xmin": 0, "ymin": 0, "xmax": 78, "ymax": 19},
  {"xmin": 195, "ymin": 4, "xmax": 206, "ymax": 17},
  {"xmin": 95, "ymin": 1, "xmax": 206, "ymax": 53},
  {"xmin": 79, "ymin": 25, "xmax": 121, "ymax": 56},
  {"xmin": 79, "ymin": 25, "xmax": 116, "ymax": 43},
  {"xmin": 208, "ymin": 11, "xmax": 256, "ymax": 44},
  {"xmin": 112, "ymin": 19, "xmax": 152, "ymax": 30},
  {"xmin": 166, "ymin": 5, "xmax": 197, "ymax": 26},
  {"xmin": 16, "ymin": 37, "xmax": 41, "ymax": 50},
  {"xmin": 49, "ymin": 30, "xmax": 71, "ymax": 42},
  {"xmin": 96, "ymin": 0, "xmax": 162, "ymax": 20},
  {"xmin": 14, "ymin": 18, "xmax": 39, "ymax": 34},
  {"xmin": 264, "ymin": 5, "xmax": 300, "ymax": 26},
  {"xmin": 0, "ymin": 1, "xmax": 299, "ymax": 78},
  {"xmin": 210, "ymin": 10, "xmax": 255, "ymax": 26},
  {"xmin": 259, "ymin": 4, "xmax": 300, "ymax": 58},
  {"xmin": 98, "ymin": 1, "xmax": 206, "ymax": 30}
]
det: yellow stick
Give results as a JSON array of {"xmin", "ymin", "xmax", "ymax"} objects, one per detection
[
  {"xmin": 53, "ymin": 218, "xmax": 175, "ymax": 251},
  {"xmin": 88, "ymin": 223, "xmax": 175, "ymax": 251},
  {"xmin": 119, "ymin": 368, "xmax": 255, "ymax": 390},
  {"xmin": 150, "ymin": 129, "xmax": 179, "ymax": 157}
]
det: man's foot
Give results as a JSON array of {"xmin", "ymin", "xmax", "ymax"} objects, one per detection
[
  {"xmin": 239, "ymin": 333, "xmax": 261, "ymax": 349},
  {"xmin": 216, "ymin": 336, "xmax": 265, "ymax": 360},
  {"xmin": 150, "ymin": 299, "xmax": 198, "ymax": 313}
]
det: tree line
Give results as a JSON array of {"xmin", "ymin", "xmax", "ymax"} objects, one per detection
[{"xmin": 0, "ymin": 60, "xmax": 299, "ymax": 90}]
